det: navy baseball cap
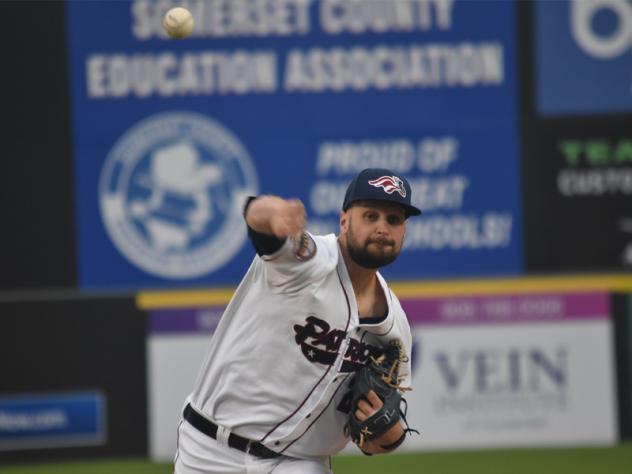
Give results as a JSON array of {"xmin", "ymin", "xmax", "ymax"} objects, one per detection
[{"xmin": 342, "ymin": 168, "xmax": 422, "ymax": 218}]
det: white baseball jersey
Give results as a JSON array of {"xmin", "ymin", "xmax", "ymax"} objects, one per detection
[{"xmin": 187, "ymin": 232, "xmax": 413, "ymax": 459}]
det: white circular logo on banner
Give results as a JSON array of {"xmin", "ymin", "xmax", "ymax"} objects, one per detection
[
  {"xmin": 571, "ymin": 0, "xmax": 632, "ymax": 59},
  {"xmin": 99, "ymin": 112, "xmax": 258, "ymax": 279}
]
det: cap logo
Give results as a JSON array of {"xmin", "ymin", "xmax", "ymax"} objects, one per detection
[{"xmin": 368, "ymin": 176, "xmax": 406, "ymax": 198}]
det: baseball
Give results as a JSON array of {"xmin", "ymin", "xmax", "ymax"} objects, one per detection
[{"xmin": 163, "ymin": 7, "xmax": 194, "ymax": 39}]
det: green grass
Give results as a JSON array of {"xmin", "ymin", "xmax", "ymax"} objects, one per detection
[
  {"xmin": 1, "ymin": 444, "xmax": 631, "ymax": 474},
  {"xmin": 334, "ymin": 444, "xmax": 632, "ymax": 473},
  {"xmin": 0, "ymin": 460, "xmax": 169, "ymax": 474}
]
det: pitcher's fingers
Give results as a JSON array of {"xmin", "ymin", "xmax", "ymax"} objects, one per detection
[
  {"xmin": 356, "ymin": 398, "xmax": 372, "ymax": 414},
  {"xmin": 366, "ymin": 390, "xmax": 383, "ymax": 409},
  {"xmin": 354, "ymin": 409, "xmax": 367, "ymax": 421}
]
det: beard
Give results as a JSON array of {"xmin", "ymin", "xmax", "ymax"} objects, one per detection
[{"xmin": 346, "ymin": 232, "xmax": 401, "ymax": 269}]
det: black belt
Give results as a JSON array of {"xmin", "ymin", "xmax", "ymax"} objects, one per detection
[{"xmin": 183, "ymin": 404, "xmax": 281, "ymax": 459}]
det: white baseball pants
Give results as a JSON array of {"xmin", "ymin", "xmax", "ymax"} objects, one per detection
[{"xmin": 174, "ymin": 419, "xmax": 334, "ymax": 474}]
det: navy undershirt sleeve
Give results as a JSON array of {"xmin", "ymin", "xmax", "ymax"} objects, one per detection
[
  {"xmin": 243, "ymin": 196, "xmax": 286, "ymax": 256},
  {"xmin": 359, "ymin": 314, "xmax": 388, "ymax": 325}
]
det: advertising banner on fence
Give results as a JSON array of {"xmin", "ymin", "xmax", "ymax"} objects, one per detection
[
  {"xmin": 68, "ymin": 0, "xmax": 521, "ymax": 289},
  {"xmin": 0, "ymin": 392, "xmax": 105, "ymax": 452},
  {"xmin": 535, "ymin": 0, "xmax": 632, "ymax": 115},
  {"xmin": 524, "ymin": 118, "xmax": 632, "ymax": 272},
  {"xmin": 147, "ymin": 306, "xmax": 224, "ymax": 460},
  {"xmin": 404, "ymin": 292, "xmax": 617, "ymax": 449},
  {"xmin": 146, "ymin": 290, "xmax": 616, "ymax": 460}
]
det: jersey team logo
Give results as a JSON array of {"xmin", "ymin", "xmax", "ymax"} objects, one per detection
[
  {"xmin": 293, "ymin": 315, "xmax": 381, "ymax": 372},
  {"xmin": 99, "ymin": 112, "xmax": 258, "ymax": 279},
  {"xmin": 368, "ymin": 175, "xmax": 406, "ymax": 198}
]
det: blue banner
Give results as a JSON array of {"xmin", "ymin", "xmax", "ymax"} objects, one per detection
[
  {"xmin": 0, "ymin": 392, "xmax": 105, "ymax": 450},
  {"xmin": 68, "ymin": 0, "xmax": 521, "ymax": 289},
  {"xmin": 536, "ymin": 0, "xmax": 632, "ymax": 116}
]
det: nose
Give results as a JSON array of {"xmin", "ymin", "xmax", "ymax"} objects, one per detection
[{"xmin": 374, "ymin": 216, "xmax": 390, "ymax": 235}]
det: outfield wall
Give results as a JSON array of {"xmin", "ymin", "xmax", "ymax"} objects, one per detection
[
  {"xmin": 0, "ymin": 296, "xmax": 147, "ymax": 463},
  {"xmin": 143, "ymin": 280, "xmax": 624, "ymax": 461},
  {"xmin": 0, "ymin": 279, "xmax": 629, "ymax": 463},
  {"xmin": 614, "ymin": 293, "xmax": 632, "ymax": 439}
]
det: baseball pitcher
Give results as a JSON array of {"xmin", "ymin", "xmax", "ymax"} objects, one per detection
[{"xmin": 174, "ymin": 168, "xmax": 421, "ymax": 473}]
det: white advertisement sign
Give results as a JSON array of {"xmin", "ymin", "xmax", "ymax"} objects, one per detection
[{"xmin": 402, "ymin": 292, "xmax": 617, "ymax": 450}]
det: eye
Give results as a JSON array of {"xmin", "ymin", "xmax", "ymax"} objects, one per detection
[
  {"xmin": 387, "ymin": 214, "xmax": 404, "ymax": 226},
  {"xmin": 364, "ymin": 212, "xmax": 378, "ymax": 221}
]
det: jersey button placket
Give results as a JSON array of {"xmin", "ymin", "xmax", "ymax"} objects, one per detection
[{"xmin": 336, "ymin": 335, "xmax": 352, "ymax": 374}]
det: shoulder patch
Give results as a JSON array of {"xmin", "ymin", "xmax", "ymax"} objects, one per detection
[{"xmin": 294, "ymin": 232, "xmax": 317, "ymax": 261}]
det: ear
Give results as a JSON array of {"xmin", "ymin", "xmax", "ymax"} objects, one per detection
[{"xmin": 339, "ymin": 210, "xmax": 349, "ymax": 233}]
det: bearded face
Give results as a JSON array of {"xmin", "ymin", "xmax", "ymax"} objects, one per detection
[{"xmin": 343, "ymin": 207, "xmax": 405, "ymax": 269}]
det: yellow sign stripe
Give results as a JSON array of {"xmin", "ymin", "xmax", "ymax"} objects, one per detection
[
  {"xmin": 137, "ymin": 288, "xmax": 235, "ymax": 309},
  {"xmin": 391, "ymin": 274, "xmax": 632, "ymax": 297},
  {"xmin": 137, "ymin": 273, "xmax": 632, "ymax": 309}
]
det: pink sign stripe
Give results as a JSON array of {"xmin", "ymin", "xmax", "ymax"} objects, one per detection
[{"xmin": 401, "ymin": 292, "xmax": 609, "ymax": 326}]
